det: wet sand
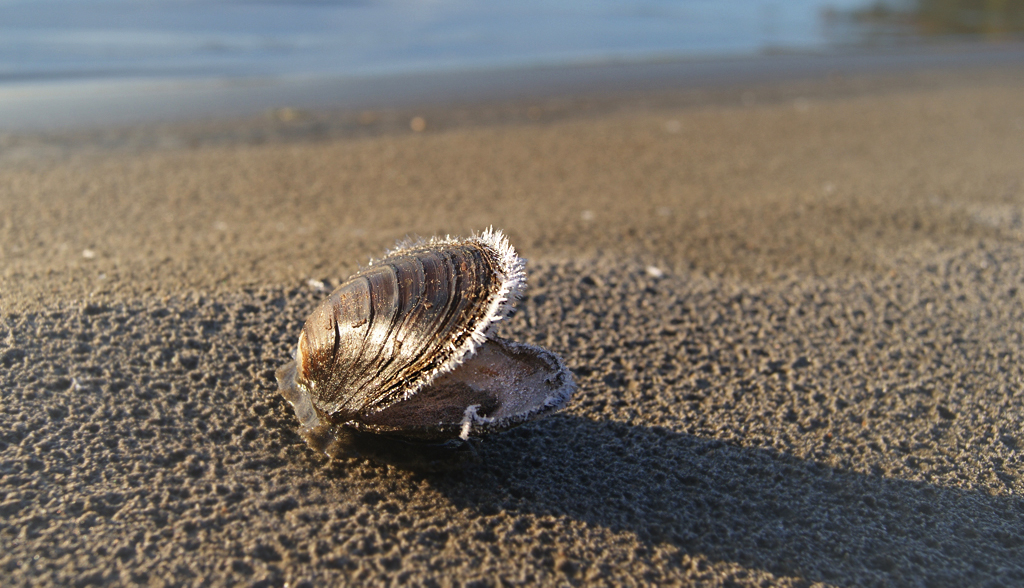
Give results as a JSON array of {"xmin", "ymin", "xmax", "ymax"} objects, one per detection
[{"xmin": 2, "ymin": 65, "xmax": 1024, "ymax": 586}]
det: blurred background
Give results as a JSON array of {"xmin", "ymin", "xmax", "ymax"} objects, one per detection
[{"xmin": 0, "ymin": 0, "xmax": 1022, "ymax": 130}]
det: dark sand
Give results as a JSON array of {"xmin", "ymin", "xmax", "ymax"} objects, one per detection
[{"xmin": 2, "ymin": 65, "xmax": 1024, "ymax": 586}]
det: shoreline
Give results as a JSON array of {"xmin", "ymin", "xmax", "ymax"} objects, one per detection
[
  {"xmin": 1, "ymin": 41, "xmax": 1023, "ymax": 135},
  {"xmin": 3, "ymin": 52, "xmax": 1024, "ymax": 174}
]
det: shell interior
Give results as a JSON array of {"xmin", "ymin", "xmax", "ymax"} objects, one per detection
[{"xmin": 355, "ymin": 337, "xmax": 574, "ymax": 439}]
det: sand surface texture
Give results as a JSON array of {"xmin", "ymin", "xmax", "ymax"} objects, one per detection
[{"xmin": 3, "ymin": 69, "xmax": 1024, "ymax": 586}]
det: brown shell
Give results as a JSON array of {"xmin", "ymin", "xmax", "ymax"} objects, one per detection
[{"xmin": 275, "ymin": 229, "xmax": 575, "ymax": 457}]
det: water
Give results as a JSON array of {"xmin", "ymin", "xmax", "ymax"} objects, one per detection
[
  {"xmin": 1, "ymin": 0, "xmax": 871, "ymax": 83},
  {"xmin": 0, "ymin": 0, "xmax": 1021, "ymax": 131}
]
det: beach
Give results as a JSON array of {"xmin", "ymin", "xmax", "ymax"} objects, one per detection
[{"xmin": 2, "ymin": 62, "xmax": 1024, "ymax": 586}]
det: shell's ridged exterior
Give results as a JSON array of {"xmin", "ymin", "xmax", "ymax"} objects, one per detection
[
  {"xmin": 276, "ymin": 229, "xmax": 575, "ymax": 460},
  {"xmin": 296, "ymin": 239, "xmax": 507, "ymax": 422}
]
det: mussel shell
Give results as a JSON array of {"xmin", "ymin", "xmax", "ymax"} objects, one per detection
[{"xmin": 276, "ymin": 229, "xmax": 575, "ymax": 456}]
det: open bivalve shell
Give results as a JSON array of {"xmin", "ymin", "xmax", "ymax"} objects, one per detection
[{"xmin": 275, "ymin": 228, "xmax": 576, "ymax": 460}]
